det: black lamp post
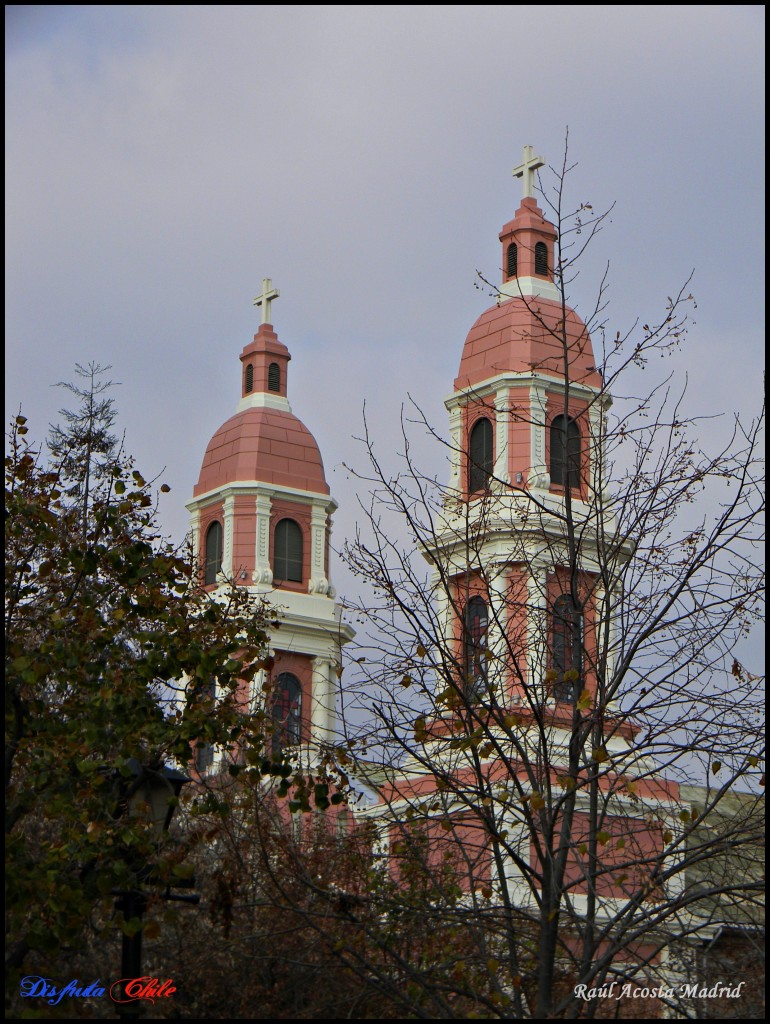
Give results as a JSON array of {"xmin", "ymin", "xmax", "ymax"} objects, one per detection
[{"xmin": 112, "ymin": 760, "xmax": 193, "ymax": 1020}]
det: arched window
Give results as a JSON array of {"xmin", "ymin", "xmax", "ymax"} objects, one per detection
[
  {"xmin": 194, "ymin": 741, "xmax": 214, "ymax": 772},
  {"xmin": 468, "ymin": 417, "xmax": 493, "ymax": 493},
  {"xmin": 506, "ymin": 242, "xmax": 518, "ymax": 277},
  {"xmin": 204, "ymin": 521, "xmax": 223, "ymax": 585},
  {"xmin": 464, "ymin": 596, "xmax": 489, "ymax": 699},
  {"xmin": 274, "ymin": 518, "xmax": 303, "ymax": 582},
  {"xmin": 272, "ymin": 672, "xmax": 302, "ymax": 754},
  {"xmin": 245, "ymin": 363, "xmax": 254, "ymax": 394},
  {"xmin": 550, "ymin": 415, "xmax": 581, "ymax": 489},
  {"xmin": 268, "ymin": 362, "xmax": 281, "ymax": 392},
  {"xmin": 535, "ymin": 242, "xmax": 548, "ymax": 276},
  {"xmin": 551, "ymin": 595, "xmax": 582, "ymax": 703},
  {"xmin": 194, "ymin": 680, "xmax": 216, "ymax": 771}
]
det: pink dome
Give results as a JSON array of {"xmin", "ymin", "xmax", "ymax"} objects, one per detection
[
  {"xmin": 194, "ymin": 407, "xmax": 329, "ymax": 496},
  {"xmin": 455, "ymin": 297, "xmax": 603, "ymax": 393}
]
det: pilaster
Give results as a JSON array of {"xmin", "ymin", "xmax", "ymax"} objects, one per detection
[
  {"xmin": 529, "ymin": 380, "xmax": 549, "ymax": 490},
  {"xmin": 253, "ymin": 493, "xmax": 273, "ymax": 584},
  {"xmin": 222, "ymin": 494, "xmax": 236, "ymax": 579},
  {"xmin": 308, "ymin": 504, "xmax": 330, "ymax": 595}
]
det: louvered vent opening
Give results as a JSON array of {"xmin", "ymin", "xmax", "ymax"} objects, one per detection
[
  {"xmin": 469, "ymin": 417, "xmax": 493, "ymax": 493},
  {"xmin": 245, "ymin": 363, "xmax": 254, "ymax": 393},
  {"xmin": 272, "ymin": 673, "xmax": 302, "ymax": 755},
  {"xmin": 274, "ymin": 518, "xmax": 303, "ymax": 582},
  {"xmin": 204, "ymin": 521, "xmax": 223, "ymax": 586},
  {"xmin": 268, "ymin": 362, "xmax": 281, "ymax": 392},
  {"xmin": 551, "ymin": 595, "xmax": 583, "ymax": 703},
  {"xmin": 550, "ymin": 415, "xmax": 581, "ymax": 488},
  {"xmin": 535, "ymin": 242, "xmax": 548, "ymax": 276},
  {"xmin": 507, "ymin": 243, "xmax": 518, "ymax": 277},
  {"xmin": 464, "ymin": 596, "xmax": 489, "ymax": 700}
]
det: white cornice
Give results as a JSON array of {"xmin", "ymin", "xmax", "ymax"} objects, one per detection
[
  {"xmin": 235, "ymin": 392, "xmax": 292, "ymax": 414},
  {"xmin": 445, "ymin": 371, "xmax": 604, "ymax": 412},
  {"xmin": 187, "ymin": 482, "xmax": 338, "ymax": 514},
  {"xmin": 497, "ymin": 276, "xmax": 561, "ymax": 302}
]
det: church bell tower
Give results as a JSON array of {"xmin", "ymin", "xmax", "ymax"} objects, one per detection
[
  {"xmin": 432, "ymin": 145, "xmax": 613, "ymax": 723},
  {"xmin": 187, "ymin": 279, "xmax": 354, "ymax": 768}
]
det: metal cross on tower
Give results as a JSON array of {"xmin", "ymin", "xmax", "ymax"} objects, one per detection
[
  {"xmin": 512, "ymin": 145, "xmax": 545, "ymax": 199},
  {"xmin": 253, "ymin": 277, "xmax": 280, "ymax": 325}
]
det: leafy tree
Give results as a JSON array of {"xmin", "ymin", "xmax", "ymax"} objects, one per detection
[
  {"xmin": 47, "ymin": 361, "xmax": 121, "ymax": 535},
  {"xmin": 149, "ymin": 768, "xmax": 545, "ymax": 1020},
  {"xmin": 5, "ymin": 373, "xmax": 270, "ymax": 986}
]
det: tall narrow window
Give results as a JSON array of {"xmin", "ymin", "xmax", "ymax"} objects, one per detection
[
  {"xmin": 535, "ymin": 242, "xmax": 548, "ymax": 276},
  {"xmin": 194, "ymin": 741, "xmax": 214, "ymax": 772},
  {"xmin": 551, "ymin": 595, "xmax": 582, "ymax": 703},
  {"xmin": 464, "ymin": 596, "xmax": 489, "ymax": 699},
  {"xmin": 506, "ymin": 242, "xmax": 518, "ymax": 277},
  {"xmin": 468, "ymin": 418, "xmax": 493, "ymax": 493},
  {"xmin": 550, "ymin": 415, "xmax": 581, "ymax": 489},
  {"xmin": 268, "ymin": 362, "xmax": 281, "ymax": 392},
  {"xmin": 194, "ymin": 680, "xmax": 216, "ymax": 771},
  {"xmin": 204, "ymin": 521, "xmax": 223, "ymax": 585},
  {"xmin": 272, "ymin": 673, "xmax": 302, "ymax": 754},
  {"xmin": 274, "ymin": 518, "xmax": 303, "ymax": 582},
  {"xmin": 245, "ymin": 363, "xmax": 254, "ymax": 393}
]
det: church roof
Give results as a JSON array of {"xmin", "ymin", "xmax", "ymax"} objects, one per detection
[
  {"xmin": 194, "ymin": 279, "xmax": 329, "ymax": 498},
  {"xmin": 455, "ymin": 296, "xmax": 602, "ymax": 392},
  {"xmin": 194, "ymin": 405, "xmax": 329, "ymax": 496},
  {"xmin": 455, "ymin": 159, "xmax": 602, "ymax": 393}
]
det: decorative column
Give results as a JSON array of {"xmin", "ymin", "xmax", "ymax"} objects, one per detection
[
  {"xmin": 488, "ymin": 565, "xmax": 510, "ymax": 706},
  {"xmin": 588, "ymin": 395, "xmax": 611, "ymax": 502},
  {"xmin": 308, "ymin": 504, "xmax": 330, "ymax": 594},
  {"xmin": 222, "ymin": 495, "xmax": 235, "ymax": 580},
  {"xmin": 311, "ymin": 657, "xmax": 335, "ymax": 744},
  {"xmin": 188, "ymin": 508, "xmax": 201, "ymax": 564},
  {"xmin": 433, "ymin": 579, "xmax": 455, "ymax": 702},
  {"xmin": 529, "ymin": 380, "xmax": 549, "ymax": 490},
  {"xmin": 494, "ymin": 389, "xmax": 511, "ymax": 486},
  {"xmin": 250, "ymin": 667, "xmax": 267, "ymax": 710},
  {"xmin": 447, "ymin": 405, "xmax": 463, "ymax": 495},
  {"xmin": 526, "ymin": 564, "xmax": 548, "ymax": 701},
  {"xmin": 253, "ymin": 493, "xmax": 273, "ymax": 584}
]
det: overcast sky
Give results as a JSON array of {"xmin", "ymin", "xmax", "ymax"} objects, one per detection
[{"xmin": 6, "ymin": 6, "xmax": 765, "ymax": 651}]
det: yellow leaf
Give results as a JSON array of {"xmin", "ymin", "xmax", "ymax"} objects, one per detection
[{"xmin": 592, "ymin": 746, "xmax": 608, "ymax": 763}]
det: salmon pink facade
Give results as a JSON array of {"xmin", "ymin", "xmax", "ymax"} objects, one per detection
[
  {"xmin": 187, "ymin": 298, "xmax": 353, "ymax": 768},
  {"xmin": 355, "ymin": 155, "xmax": 688, "ymax": 1007}
]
